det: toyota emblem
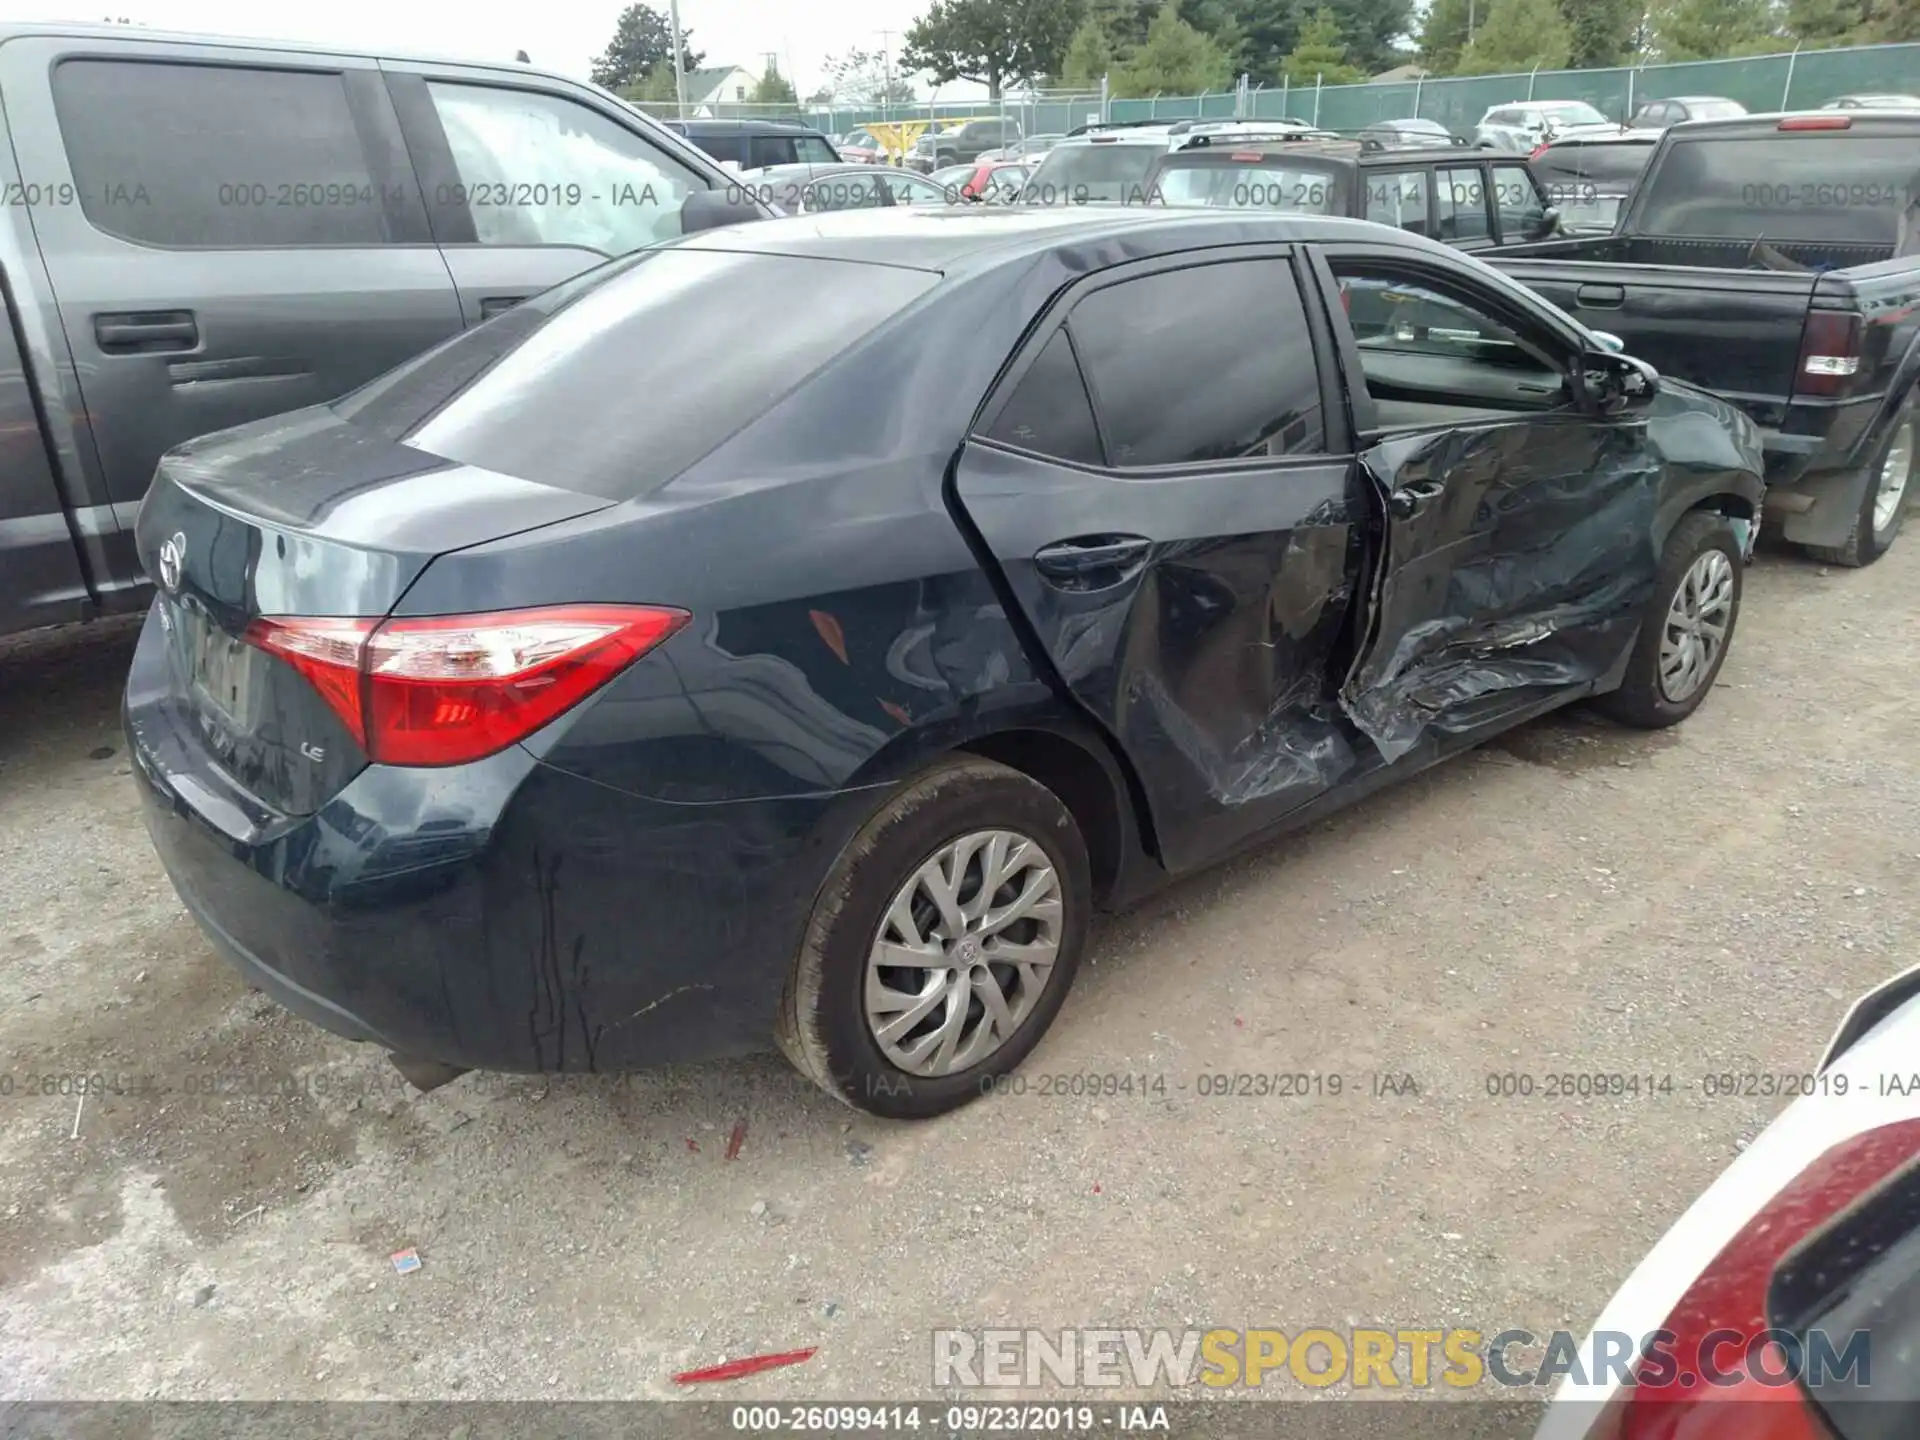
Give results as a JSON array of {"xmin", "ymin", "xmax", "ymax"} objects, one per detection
[{"xmin": 157, "ymin": 531, "xmax": 186, "ymax": 592}]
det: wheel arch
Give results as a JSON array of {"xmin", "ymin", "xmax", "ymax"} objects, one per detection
[{"xmin": 840, "ymin": 709, "xmax": 1163, "ymax": 909}]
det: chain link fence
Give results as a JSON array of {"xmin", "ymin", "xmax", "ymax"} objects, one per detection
[{"xmin": 711, "ymin": 42, "xmax": 1918, "ymax": 141}]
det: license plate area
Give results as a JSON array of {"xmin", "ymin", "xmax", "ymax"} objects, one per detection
[{"xmin": 166, "ymin": 597, "xmax": 262, "ymax": 734}]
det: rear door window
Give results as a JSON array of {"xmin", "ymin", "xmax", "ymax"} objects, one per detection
[
  {"xmin": 1066, "ymin": 258, "xmax": 1326, "ymax": 465},
  {"xmin": 981, "ymin": 330, "xmax": 1104, "ymax": 465},
  {"xmin": 333, "ymin": 248, "xmax": 937, "ymax": 499},
  {"xmin": 51, "ymin": 58, "xmax": 394, "ymax": 247},
  {"xmin": 1436, "ymin": 164, "xmax": 1492, "ymax": 241},
  {"xmin": 1364, "ymin": 168, "xmax": 1432, "ymax": 234},
  {"xmin": 795, "ymin": 134, "xmax": 839, "ymax": 164},
  {"xmin": 424, "ymin": 81, "xmax": 702, "ymax": 253}
]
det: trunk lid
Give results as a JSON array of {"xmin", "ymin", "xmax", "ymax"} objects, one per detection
[{"xmin": 134, "ymin": 406, "xmax": 613, "ymax": 816}]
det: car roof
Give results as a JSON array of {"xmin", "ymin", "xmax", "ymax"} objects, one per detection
[
  {"xmin": 0, "ymin": 18, "xmax": 569, "ymax": 77},
  {"xmin": 1665, "ymin": 95, "xmax": 1739, "ymax": 103},
  {"xmin": 670, "ymin": 205, "xmax": 1420, "ymax": 274},
  {"xmin": 1668, "ymin": 108, "xmax": 1920, "ymax": 133}
]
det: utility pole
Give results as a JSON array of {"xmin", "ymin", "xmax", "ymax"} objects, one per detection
[
  {"xmin": 878, "ymin": 28, "xmax": 896, "ymax": 114},
  {"xmin": 667, "ymin": 0, "xmax": 689, "ymax": 119}
]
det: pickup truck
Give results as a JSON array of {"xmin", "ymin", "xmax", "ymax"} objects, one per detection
[
  {"xmin": 0, "ymin": 21, "xmax": 763, "ymax": 641},
  {"xmin": 1487, "ymin": 110, "xmax": 1920, "ymax": 565}
]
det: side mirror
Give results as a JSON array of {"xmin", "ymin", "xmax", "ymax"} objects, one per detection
[
  {"xmin": 681, "ymin": 188, "xmax": 770, "ymax": 234},
  {"xmin": 1590, "ymin": 329, "xmax": 1625, "ymax": 353},
  {"xmin": 1531, "ymin": 205, "xmax": 1563, "ymax": 239},
  {"xmin": 1578, "ymin": 348, "xmax": 1659, "ymax": 415}
]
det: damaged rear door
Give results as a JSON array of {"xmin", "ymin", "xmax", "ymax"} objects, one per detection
[
  {"xmin": 1317, "ymin": 249, "xmax": 1665, "ymax": 762},
  {"xmin": 952, "ymin": 248, "xmax": 1371, "ymax": 874}
]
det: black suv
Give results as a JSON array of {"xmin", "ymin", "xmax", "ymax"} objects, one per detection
[
  {"xmin": 1141, "ymin": 135, "xmax": 1560, "ymax": 251},
  {"xmin": 908, "ymin": 117, "xmax": 1022, "ymax": 172},
  {"xmin": 662, "ymin": 119, "xmax": 841, "ymax": 170}
]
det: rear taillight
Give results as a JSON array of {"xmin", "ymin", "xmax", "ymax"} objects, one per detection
[
  {"xmin": 246, "ymin": 604, "xmax": 689, "ymax": 767},
  {"xmin": 1778, "ymin": 114, "xmax": 1850, "ymax": 131},
  {"xmin": 1530, "ymin": 141, "xmax": 1551, "ymax": 159},
  {"xmin": 1794, "ymin": 311, "xmax": 1864, "ymax": 398},
  {"xmin": 1584, "ymin": 1118, "xmax": 1920, "ymax": 1440}
]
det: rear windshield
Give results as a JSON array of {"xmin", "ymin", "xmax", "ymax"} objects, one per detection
[
  {"xmin": 1637, "ymin": 135, "xmax": 1920, "ymax": 244},
  {"xmin": 333, "ymin": 248, "xmax": 937, "ymax": 500},
  {"xmin": 1534, "ymin": 142, "xmax": 1656, "ymax": 185},
  {"xmin": 1152, "ymin": 160, "xmax": 1342, "ymax": 213},
  {"xmin": 1023, "ymin": 142, "xmax": 1164, "ymax": 204},
  {"xmin": 1541, "ymin": 102, "xmax": 1610, "ymax": 126}
]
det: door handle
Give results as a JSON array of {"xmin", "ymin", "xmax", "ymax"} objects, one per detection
[
  {"xmin": 1575, "ymin": 283, "xmax": 1625, "ymax": 308},
  {"xmin": 479, "ymin": 295, "xmax": 530, "ymax": 319},
  {"xmin": 1388, "ymin": 479, "xmax": 1445, "ymax": 519},
  {"xmin": 1033, "ymin": 535, "xmax": 1152, "ymax": 585},
  {"xmin": 94, "ymin": 310, "xmax": 198, "ymax": 353}
]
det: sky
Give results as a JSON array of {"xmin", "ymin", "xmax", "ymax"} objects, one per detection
[{"xmin": 0, "ymin": 0, "xmax": 993, "ymax": 101}]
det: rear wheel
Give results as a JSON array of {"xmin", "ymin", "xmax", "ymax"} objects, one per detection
[
  {"xmin": 776, "ymin": 757, "xmax": 1091, "ymax": 1119},
  {"xmin": 1802, "ymin": 402, "xmax": 1914, "ymax": 568},
  {"xmin": 1594, "ymin": 511, "xmax": 1742, "ymax": 729}
]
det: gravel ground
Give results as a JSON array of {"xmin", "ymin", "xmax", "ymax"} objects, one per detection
[{"xmin": 1, "ymin": 538, "xmax": 1915, "ymax": 1410}]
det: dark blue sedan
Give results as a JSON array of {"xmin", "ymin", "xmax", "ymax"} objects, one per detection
[{"xmin": 125, "ymin": 207, "xmax": 1765, "ymax": 1118}]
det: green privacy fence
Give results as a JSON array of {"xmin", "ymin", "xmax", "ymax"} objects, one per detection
[{"xmin": 797, "ymin": 42, "xmax": 1920, "ymax": 140}]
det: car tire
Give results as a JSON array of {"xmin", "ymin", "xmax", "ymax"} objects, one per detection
[
  {"xmin": 775, "ymin": 756, "xmax": 1091, "ymax": 1119},
  {"xmin": 1802, "ymin": 400, "xmax": 1914, "ymax": 568},
  {"xmin": 1593, "ymin": 510, "xmax": 1743, "ymax": 729}
]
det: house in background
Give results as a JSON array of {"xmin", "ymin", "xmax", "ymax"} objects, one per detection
[
  {"xmin": 685, "ymin": 65, "xmax": 758, "ymax": 113},
  {"xmin": 1369, "ymin": 64, "xmax": 1429, "ymax": 84}
]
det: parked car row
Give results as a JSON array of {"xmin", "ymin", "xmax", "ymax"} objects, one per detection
[{"xmin": 0, "ymin": 20, "xmax": 1913, "ymax": 1124}]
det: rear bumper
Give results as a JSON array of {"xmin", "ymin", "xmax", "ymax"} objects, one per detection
[{"xmin": 126, "ymin": 617, "xmax": 879, "ymax": 1074}]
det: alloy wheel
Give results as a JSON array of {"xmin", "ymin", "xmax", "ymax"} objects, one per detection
[
  {"xmin": 1873, "ymin": 415, "xmax": 1914, "ymax": 536},
  {"xmin": 1658, "ymin": 549, "xmax": 1735, "ymax": 704},
  {"xmin": 864, "ymin": 829, "xmax": 1063, "ymax": 1077}
]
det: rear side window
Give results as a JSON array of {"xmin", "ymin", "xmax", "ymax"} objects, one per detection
[
  {"xmin": 687, "ymin": 131, "xmax": 746, "ymax": 166},
  {"xmin": 334, "ymin": 248, "xmax": 937, "ymax": 499},
  {"xmin": 1637, "ymin": 136, "xmax": 1920, "ymax": 246},
  {"xmin": 1436, "ymin": 164, "xmax": 1491, "ymax": 241},
  {"xmin": 425, "ymin": 81, "xmax": 698, "ymax": 254},
  {"xmin": 795, "ymin": 134, "xmax": 839, "ymax": 164},
  {"xmin": 1365, "ymin": 168, "xmax": 1431, "ymax": 234},
  {"xmin": 1067, "ymin": 259, "xmax": 1325, "ymax": 466},
  {"xmin": 52, "ymin": 59, "xmax": 390, "ymax": 247},
  {"xmin": 982, "ymin": 331, "xmax": 1103, "ymax": 465}
]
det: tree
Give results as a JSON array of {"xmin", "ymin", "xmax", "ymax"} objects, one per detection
[
  {"xmin": 821, "ymin": 47, "xmax": 918, "ymax": 105},
  {"xmin": 1112, "ymin": 1, "xmax": 1237, "ymax": 93},
  {"xmin": 1418, "ymin": 0, "xmax": 1474, "ymax": 72},
  {"xmin": 590, "ymin": 4, "xmax": 703, "ymax": 92},
  {"xmin": 1185, "ymin": 0, "xmax": 1251, "ymax": 69},
  {"xmin": 1230, "ymin": 0, "xmax": 1306, "ymax": 83},
  {"xmin": 621, "ymin": 64, "xmax": 683, "ymax": 104},
  {"xmin": 1280, "ymin": 6, "xmax": 1367, "ymax": 82},
  {"xmin": 1562, "ymin": 0, "xmax": 1643, "ymax": 64},
  {"xmin": 1333, "ymin": 0, "xmax": 1419, "ymax": 73},
  {"xmin": 902, "ymin": 0, "xmax": 1086, "ymax": 98},
  {"xmin": 1650, "ymin": 0, "xmax": 1780, "ymax": 59},
  {"xmin": 1060, "ymin": 18, "xmax": 1118, "ymax": 82},
  {"xmin": 1857, "ymin": 0, "xmax": 1920, "ymax": 39},
  {"xmin": 1784, "ymin": 0, "xmax": 1866, "ymax": 42},
  {"xmin": 751, "ymin": 64, "xmax": 799, "ymax": 104},
  {"xmin": 1454, "ymin": 0, "xmax": 1573, "ymax": 70}
]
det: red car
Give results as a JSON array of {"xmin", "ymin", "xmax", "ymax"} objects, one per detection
[{"xmin": 959, "ymin": 158, "xmax": 1032, "ymax": 201}]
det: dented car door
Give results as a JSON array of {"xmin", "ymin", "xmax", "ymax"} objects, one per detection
[
  {"xmin": 952, "ymin": 249, "xmax": 1372, "ymax": 874},
  {"xmin": 1320, "ymin": 254, "xmax": 1663, "ymax": 762}
]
